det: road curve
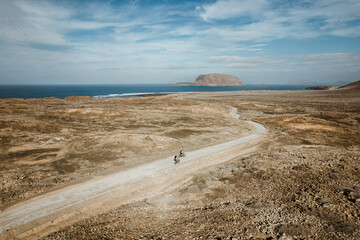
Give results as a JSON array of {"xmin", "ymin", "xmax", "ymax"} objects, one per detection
[{"xmin": 0, "ymin": 107, "xmax": 267, "ymax": 234}]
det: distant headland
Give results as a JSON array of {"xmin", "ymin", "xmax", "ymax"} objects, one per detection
[
  {"xmin": 171, "ymin": 73, "xmax": 244, "ymax": 86},
  {"xmin": 306, "ymin": 80, "xmax": 360, "ymax": 91}
]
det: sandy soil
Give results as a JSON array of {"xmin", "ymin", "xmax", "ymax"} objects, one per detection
[
  {"xmin": 0, "ymin": 110, "xmax": 265, "ymax": 239},
  {"xmin": 1, "ymin": 87, "xmax": 360, "ymax": 239},
  {"xmin": 0, "ymin": 96, "xmax": 250, "ymax": 211}
]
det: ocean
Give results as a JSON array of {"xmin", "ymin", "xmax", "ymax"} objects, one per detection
[{"xmin": 0, "ymin": 84, "xmax": 312, "ymax": 99}]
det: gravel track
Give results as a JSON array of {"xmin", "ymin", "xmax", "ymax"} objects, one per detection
[{"xmin": 0, "ymin": 107, "xmax": 267, "ymax": 236}]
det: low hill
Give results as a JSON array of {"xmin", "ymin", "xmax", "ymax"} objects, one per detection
[
  {"xmin": 172, "ymin": 73, "xmax": 244, "ymax": 86},
  {"xmin": 338, "ymin": 80, "xmax": 360, "ymax": 89},
  {"xmin": 305, "ymin": 86, "xmax": 338, "ymax": 90},
  {"xmin": 306, "ymin": 80, "xmax": 360, "ymax": 91}
]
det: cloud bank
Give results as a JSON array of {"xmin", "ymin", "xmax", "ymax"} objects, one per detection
[{"xmin": 0, "ymin": 0, "xmax": 359, "ymax": 85}]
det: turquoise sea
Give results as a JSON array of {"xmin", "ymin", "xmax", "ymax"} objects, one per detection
[{"xmin": 0, "ymin": 84, "xmax": 313, "ymax": 99}]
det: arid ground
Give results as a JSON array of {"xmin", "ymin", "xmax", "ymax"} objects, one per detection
[
  {"xmin": 0, "ymin": 96, "xmax": 250, "ymax": 210},
  {"xmin": 1, "ymin": 87, "xmax": 359, "ymax": 239}
]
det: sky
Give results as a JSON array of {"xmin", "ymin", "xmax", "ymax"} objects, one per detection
[{"xmin": 0, "ymin": 0, "xmax": 359, "ymax": 85}]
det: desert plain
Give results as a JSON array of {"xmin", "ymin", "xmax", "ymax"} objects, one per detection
[{"xmin": 0, "ymin": 85, "xmax": 359, "ymax": 239}]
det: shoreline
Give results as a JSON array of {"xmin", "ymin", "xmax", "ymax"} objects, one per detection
[
  {"xmin": 2, "ymin": 80, "xmax": 358, "ymax": 100},
  {"xmin": 0, "ymin": 89, "xmax": 324, "ymax": 100},
  {"xmin": 0, "ymin": 84, "xmax": 322, "ymax": 99}
]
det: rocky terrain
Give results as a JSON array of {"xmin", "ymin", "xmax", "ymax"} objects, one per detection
[
  {"xmin": 171, "ymin": 73, "xmax": 244, "ymax": 86},
  {"xmin": 1, "ymin": 85, "xmax": 359, "ymax": 239},
  {"xmin": 0, "ymin": 95, "xmax": 250, "ymax": 211},
  {"xmin": 41, "ymin": 87, "xmax": 360, "ymax": 239},
  {"xmin": 305, "ymin": 86, "xmax": 338, "ymax": 90},
  {"xmin": 44, "ymin": 147, "xmax": 360, "ymax": 240}
]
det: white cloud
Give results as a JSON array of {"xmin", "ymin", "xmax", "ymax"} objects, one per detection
[
  {"xmin": 198, "ymin": 0, "xmax": 360, "ymax": 41},
  {"xmin": 204, "ymin": 52, "xmax": 360, "ymax": 74},
  {"xmin": 205, "ymin": 55, "xmax": 284, "ymax": 68},
  {"xmin": 331, "ymin": 25, "xmax": 360, "ymax": 38},
  {"xmin": 0, "ymin": 0, "xmax": 145, "ymax": 45},
  {"xmin": 0, "ymin": 0, "xmax": 359, "ymax": 85},
  {"xmin": 299, "ymin": 52, "xmax": 360, "ymax": 70},
  {"xmin": 198, "ymin": 19, "xmax": 320, "ymax": 43},
  {"xmin": 200, "ymin": 0, "xmax": 268, "ymax": 21},
  {"xmin": 14, "ymin": 0, "xmax": 72, "ymax": 19},
  {"xmin": 0, "ymin": 1, "xmax": 67, "ymax": 44}
]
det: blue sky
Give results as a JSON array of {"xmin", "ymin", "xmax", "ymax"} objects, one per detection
[{"xmin": 0, "ymin": 0, "xmax": 359, "ymax": 85}]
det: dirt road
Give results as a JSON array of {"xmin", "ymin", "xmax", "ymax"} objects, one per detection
[{"xmin": 0, "ymin": 107, "xmax": 267, "ymax": 237}]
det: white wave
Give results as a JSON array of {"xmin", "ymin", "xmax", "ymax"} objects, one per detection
[{"xmin": 94, "ymin": 92, "xmax": 175, "ymax": 98}]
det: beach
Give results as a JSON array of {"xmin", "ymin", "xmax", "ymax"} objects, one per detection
[{"xmin": 0, "ymin": 88, "xmax": 359, "ymax": 239}]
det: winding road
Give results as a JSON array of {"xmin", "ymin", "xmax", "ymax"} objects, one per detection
[{"xmin": 0, "ymin": 107, "xmax": 267, "ymax": 237}]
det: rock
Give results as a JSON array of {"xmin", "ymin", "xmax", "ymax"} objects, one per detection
[
  {"xmin": 171, "ymin": 73, "xmax": 244, "ymax": 86},
  {"xmin": 306, "ymin": 86, "xmax": 336, "ymax": 90}
]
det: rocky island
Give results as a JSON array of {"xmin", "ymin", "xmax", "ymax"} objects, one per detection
[{"xmin": 172, "ymin": 73, "xmax": 244, "ymax": 86}]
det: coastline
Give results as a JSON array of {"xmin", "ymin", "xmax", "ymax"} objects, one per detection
[{"xmin": 0, "ymin": 84, "xmax": 316, "ymax": 99}]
